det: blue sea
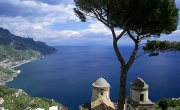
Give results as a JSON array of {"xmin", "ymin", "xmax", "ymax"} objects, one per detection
[{"xmin": 7, "ymin": 46, "xmax": 180, "ymax": 110}]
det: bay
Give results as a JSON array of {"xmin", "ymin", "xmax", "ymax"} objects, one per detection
[{"xmin": 7, "ymin": 46, "xmax": 180, "ymax": 110}]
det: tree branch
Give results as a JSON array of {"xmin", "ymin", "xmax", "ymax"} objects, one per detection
[
  {"xmin": 125, "ymin": 31, "xmax": 139, "ymax": 69},
  {"xmin": 113, "ymin": 39, "xmax": 126, "ymax": 66},
  {"xmin": 116, "ymin": 29, "xmax": 127, "ymax": 41},
  {"xmin": 126, "ymin": 42, "xmax": 138, "ymax": 70},
  {"xmin": 135, "ymin": 51, "xmax": 149, "ymax": 58},
  {"xmin": 127, "ymin": 30, "xmax": 137, "ymax": 43},
  {"xmin": 91, "ymin": 9, "xmax": 111, "ymax": 28}
]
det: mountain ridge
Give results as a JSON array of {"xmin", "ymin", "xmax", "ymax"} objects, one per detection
[{"xmin": 0, "ymin": 27, "xmax": 57, "ymax": 61}]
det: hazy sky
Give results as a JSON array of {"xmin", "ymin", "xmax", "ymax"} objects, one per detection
[{"xmin": 0, "ymin": 0, "xmax": 179, "ymax": 46}]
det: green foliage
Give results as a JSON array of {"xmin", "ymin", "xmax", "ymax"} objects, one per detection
[
  {"xmin": 74, "ymin": 8, "xmax": 86, "ymax": 22},
  {"xmin": 74, "ymin": 0, "xmax": 179, "ymax": 110},
  {"xmin": 0, "ymin": 27, "xmax": 57, "ymax": 85},
  {"xmin": 0, "ymin": 86, "xmax": 16, "ymax": 96},
  {"xmin": 0, "ymin": 66, "xmax": 15, "ymax": 83},
  {"xmin": 169, "ymin": 100, "xmax": 178, "ymax": 107},
  {"xmin": 0, "ymin": 27, "xmax": 57, "ymax": 62},
  {"xmin": 112, "ymin": 0, "xmax": 178, "ymax": 34},
  {"xmin": 155, "ymin": 98, "xmax": 180, "ymax": 110},
  {"xmin": 74, "ymin": 0, "xmax": 179, "ymax": 38},
  {"xmin": 143, "ymin": 40, "xmax": 180, "ymax": 56},
  {"xmin": 0, "ymin": 86, "xmax": 66, "ymax": 110},
  {"xmin": 158, "ymin": 98, "xmax": 169, "ymax": 110},
  {"xmin": 174, "ymin": 106, "xmax": 180, "ymax": 109},
  {"xmin": 0, "ymin": 45, "xmax": 41, "ymax": 61},
  {"xmin": 0, "ymin": 66, "xmax": 14, "ymax": 75},
  {"xmin": 169, "ymin": 99, "xmax": 180, "ymax": 107}
]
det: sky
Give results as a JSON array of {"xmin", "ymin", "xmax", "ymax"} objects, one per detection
[{"xmin": 0, "ymin": 0, "xmax": 179, "ymax": 46}]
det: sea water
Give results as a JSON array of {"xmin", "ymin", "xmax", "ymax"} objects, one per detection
[{"xmin": 7, "ymin": 46, "xmax": 180, "ymax": 110}]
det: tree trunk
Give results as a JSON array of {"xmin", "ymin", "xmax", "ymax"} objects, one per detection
[
  {"xmin": 117, "ymin": 67, "xmax": 128, "ymax": 110},
  {"xmin": 112, "ymin": 29, "xmax": 138, "ymax": 110},
  {"xmin": 113, "ymin": 43, "xmax": 138, "ymax": 110},
  {"xmin": 112, "ymin": 34, "xmax": 128, "ymax": 110}
]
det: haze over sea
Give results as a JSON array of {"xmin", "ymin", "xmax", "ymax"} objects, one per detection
[{"xmin": 7, "ymin": 46, "xmax": 180, "ymax": 110}]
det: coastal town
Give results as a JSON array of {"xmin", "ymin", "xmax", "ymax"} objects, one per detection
[{"xmin": 0, "ymin": 57, "xmax": 39, "ymax": 86}]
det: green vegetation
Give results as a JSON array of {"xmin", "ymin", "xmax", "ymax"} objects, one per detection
[
  {"xmin": 0, "ymin": 27, "xmax": 57, "ymax": 84},
  {"xmin": 0, "ymin": 26, "xmax": 58, "ymax": 83},
  {"xmin": 0, "ymin": 27, "xmax": 66, "ymax": 109},
  {"xmin": 74, "ymin": 0, "xmax": 179, "ymax": 110},
  {"xmin": 158, "ymin": 98, "xmax": 169, "ymax": 110},
  {"xmin": 0, "ymin": 27, "xmax": 57, "ymax": 62},
  {"xmin": 154, "ymin": 98, "xmax": 180, "ymax": 110},
  {"xmin": 0, "ymin": 66, "xmax": 14, "ymax": 83},
  {"xmin": 0, "ymin": 66, "xmax": 14, "ymax": 75},
  {"xmin": 0, "ymin": 45, "xmax": 41, "ymax": 61},
  {"xmin": 0, "ymin": 86, "xmax": 67, "ymax": 110},
  {"xmin": 175, "ymin": 106, "xmax": 180, "ymax": 109},
  {"xmin": 143, "ymin": 40, "xmax": 180, "ymax": 56}
]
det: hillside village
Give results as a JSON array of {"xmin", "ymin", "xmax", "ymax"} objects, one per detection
[{"xmin": 0, "ymin": 58, "xmax": 38, "ymax": 69}]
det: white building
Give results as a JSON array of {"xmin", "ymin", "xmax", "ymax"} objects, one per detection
[
  {"xmin": 125, "ymin": 77, "xmax": 154, "ymax": 110},
  {"xmin": 0, "ymin": 98, "xmax": 4, "ymax": 104},
  {"xmin": 13, "ymin": 89, "xmax": 23, "ymax": 97},
  {"xmin": 79, "ymin": 77, "xmax": 116, "ymax": 110},
  {"xmin": 0, "ymin": 107, "xmax": 4, "ymax": 110},
  {"xmin": 49, "ymin": 106, "xmax": 58, "ymax": 110},
  {"xmin": 35, "ymin": 108, "xmax": 45, "ymax": 110},
  {"xmin": 80, "ymin": 77, "xmax": 154, "ymax": 110},
  {"xmin": 91, "ymin": 77, "xmax": 111, "ymax": 102}
]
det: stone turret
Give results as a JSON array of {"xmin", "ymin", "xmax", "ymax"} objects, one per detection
[
  {"xmin": 79, "ymin": 77, "xmax": 116, "ymax": 110},
  {"xmin": 125, "ymin": 77, "xmax": 154, "ymax": 110},
  {"xmin": 91, "ymin": 77, "xmax": 111, "ymax": 102},
  {"xmin": 130, "ymin": 77, "xmax": 149, "ymax": 102}
]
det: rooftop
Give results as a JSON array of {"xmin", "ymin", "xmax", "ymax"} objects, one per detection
[
  {"xmin": 92, "ymin": 77, "xmax": 110, "ymax": 88},
  {"xmin": 91, "ymin": 97, "xmax": 115, "ymax": 109},
  {"xmin": 130, "ymin": 77, "xmax": 148, "ymax": 90}
]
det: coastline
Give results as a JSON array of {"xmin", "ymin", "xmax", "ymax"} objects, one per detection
[
  {"xmin": 0, "ymin": 57, "xmax": 41, "ymax": 86},
  {"xmin": 0, "ymin": 70, "xmax": 21, "ymax": 86}
]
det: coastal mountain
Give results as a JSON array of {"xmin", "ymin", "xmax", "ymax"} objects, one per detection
[
  {"xmin": 0, "ymin": 28, "xmax": 67, "ymax": 110},
  {"xmin": 0, "ymin": 27, "xmax": 57, "ymax": 61}
]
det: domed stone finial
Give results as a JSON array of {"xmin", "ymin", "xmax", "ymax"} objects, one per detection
[
  {"xmin": 92, "ymin": 77, "xmax": 110, "ymax": 87},
  {"xmin": 126, "ymin": 77, "xmax": 154, "ymax": 110},
  {"xmin": 130, "ymin": 77, "xmax": 148, "ymax": 91}
]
